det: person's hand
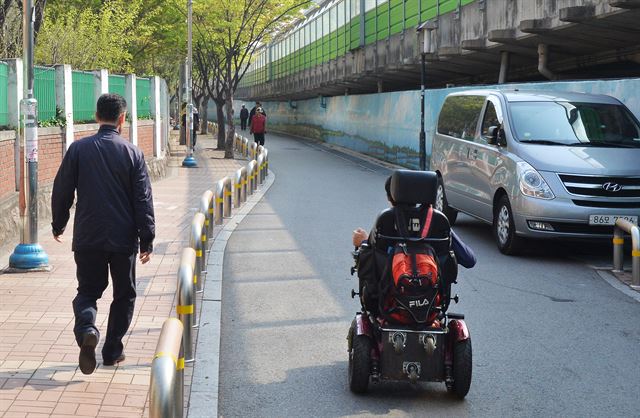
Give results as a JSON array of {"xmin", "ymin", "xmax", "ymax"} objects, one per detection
[
  {"xmin": 139, "ymin": 252, "xmax": 152, "ymax": 264},
  {"xmin": 53, "ymin": 234, "xmax": 63, "ymax": 243},
  {"xmin": 352, "ymin": 228, "xmax": 368, "ymax": 247}
]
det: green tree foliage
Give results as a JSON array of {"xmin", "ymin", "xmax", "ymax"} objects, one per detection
[
  {"xmin": 192, "ymin": 0, "xmax": 310, "ymax": 157},
  {"xmin": 1, "ymin": 0, "xmax": 47, "ymax": 58},
  {"xmin": 33, "ymin": 0, "xmax": 184, "ymax": 85},
  {"xmin": 36, "ymin": 0, "xmax": 139, "ymax": 72}
]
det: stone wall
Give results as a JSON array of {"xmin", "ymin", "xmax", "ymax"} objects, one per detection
[{"xmin": 235, "ymin": 77, "xmax": 640, "ymax": 169}]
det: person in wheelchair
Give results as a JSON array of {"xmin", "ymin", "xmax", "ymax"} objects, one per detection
[
  {"xmin": 352, "ymin": 175, "xmax": 476, "ymax": 267},
  {"xmin": 351, "ymin": 171, "xmax": 476, "ymax": 319}
]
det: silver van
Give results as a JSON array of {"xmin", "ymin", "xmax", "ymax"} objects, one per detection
[{"xmin": 430, "ymin": 89, "xmax": 640, "ymax": 255}]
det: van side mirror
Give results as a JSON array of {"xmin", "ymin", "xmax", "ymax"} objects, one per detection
[
  {"xmin": 487, "ymin": 126, "xmax": 506, "ymax": 147},
  {"xmin": 487, "ymin": 126, "xmax": 499, "ymax": 145}
]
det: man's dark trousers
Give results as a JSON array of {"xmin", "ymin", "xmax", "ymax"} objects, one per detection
[
  {"xmin": 240, "ymin": 118, "xmax": 247, "ymax": 130},
  {"xmin": 72, "ymin": 250, "xmax": 136, "ymax": 362}
]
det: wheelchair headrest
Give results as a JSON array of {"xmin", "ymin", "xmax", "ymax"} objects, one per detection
[{"xmin": 390, "ymin": 170, "xmax": 438, "ymax": 205}]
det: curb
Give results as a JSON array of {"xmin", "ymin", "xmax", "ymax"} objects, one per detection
[
  {"xmin": 187, "ymin": 169, "xmax": 276, "ymax": 417},
  {"xmin": 595, "ymin": 269, "xmax": 640, "ymax": 303}
]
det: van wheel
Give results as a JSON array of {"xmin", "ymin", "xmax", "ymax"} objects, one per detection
[
  {"xmin": 493, "ymin": 196, "xmax": 523, "ymax": 255},
  {"xmin": 436, "ymin": 178, "xmax": 458, "ymax": 226}
]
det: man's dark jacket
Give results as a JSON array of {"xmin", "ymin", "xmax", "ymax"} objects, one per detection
[
  {"xmin": 240, "ymin": 108, "xmax": 249, "ymax": 120},
  {"xmin": 248, "ymin": 106, "xmax": 266, "ymax": 125},
  {"xmin": 51, "ymin": 125, "xmax": 155, "ymax": 254}
]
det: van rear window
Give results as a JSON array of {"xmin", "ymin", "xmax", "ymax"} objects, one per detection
[{"xmin": 437, "ymin": 96, "xmax": 485, "ymax": 140}]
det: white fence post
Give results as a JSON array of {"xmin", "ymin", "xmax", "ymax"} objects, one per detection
[
  {"xmin": 150, "ymin": 75, "xmax": 162, "ymax": 158},
  {"xmin": 125, "ymin": 74, "xmax": 138, "ymax": 146},
  {"xmin": 55, "ymin": 64, "xmax": 74, "ymax": 151}
]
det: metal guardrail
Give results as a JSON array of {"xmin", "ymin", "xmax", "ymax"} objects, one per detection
[
  {"xmin": 150, "ymin": 136, "xmax": 270, "ymax": 417},
  {"xmin": 214, "ymin": 179, "xmax": 224, "ymax": 225},
  {"xmin": 189, "ymin": 213, "xmax": 206, "ymax": 293},
  {"xmin": 257, "ymin": 154, "xmax": 265, "ymax": 185},
  {"xmin": 199, "ymin": 190, "xmax": 214, "ymax": 241},
  {"xmin": 613, "ymin": 219, "xmax": 639, "ymax": 287},
  {"xmin": 223, "ymin": 177, "xmax": 233, "ymax": 218},
  {"xmin": 234, "ymin": 167, "xmax": 247, "ymax": 208},
  {"xmin": 177, "ymin": 248, "xmax": 197, "ymax": 362},
  {"xmin": 247, "ymin": 160, "xmax": 257, "ymax": 196},
  {"xmin": 262, "ymin": 149, "xmax": 269, "ymax": 179},
  {"xmin": 150, "ymin": 318, "xmax": 184, "ymax": 418}
]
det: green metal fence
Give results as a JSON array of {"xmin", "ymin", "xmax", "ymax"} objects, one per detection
[
  {"xmin": 109, "ymin": 74, "xmax": 126, "ymax": 97},
  {"xmin": 72, "ymin": 70, "xmax": 96, "ymax": 122},
  {"xmin": 241, "ymin": 0, "xmax": 479, "ymax": 87},
  {"xmin": 0, "ymin": 62, "xmax": 8, "ymax": 126},
  {"xmin": 34, "ymin": 66, "xmax": 57, "ymax": 121},
  {"xmin": 136, "ymin": 77, "xmax": 151, "ymax": 118}
]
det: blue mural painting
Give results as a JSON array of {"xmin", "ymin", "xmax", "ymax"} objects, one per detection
[{"xmin": 233, "ymin": 78, "xmax": 640, "ymax": 169}]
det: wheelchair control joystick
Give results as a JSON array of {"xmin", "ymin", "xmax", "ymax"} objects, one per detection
[
  {"xmin": 452, "ymin": 294, "xmax": 459, "ymax": 304},
  {"xmin": 351, "ymin": 289, "xmax": 359, "ymax": 299}
]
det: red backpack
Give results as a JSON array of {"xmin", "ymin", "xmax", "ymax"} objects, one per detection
[
  {"xmin": 382, "ymin": 206, "xmax": 442, "ymax": 325},
  {"xmin": 252, "ymin": 112, "xmax": 266, "ymax": 134}
]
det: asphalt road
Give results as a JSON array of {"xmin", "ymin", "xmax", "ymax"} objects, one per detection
[{"xmin": 218, "ymin": 132, "xmax": 640, "ymax": 417}]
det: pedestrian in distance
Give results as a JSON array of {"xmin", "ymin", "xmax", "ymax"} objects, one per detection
[
  {"xmin": 181, "ymin": 104, "xmax": 200, "ymax": 149},
  {"xmin": 240, "ymin": 105, "xmax": 249, "ymax": 130},
  {"xmin": 179, "ymin": 102, "xmax": 187, "ymax": 145},
  {"xmin": 250, "ymin": 106, "xmax": 267, "ymax": 146},
  {"xmin": 51, "ymin": 93, "xmax": 155, "ymax": 375},
  {"xmin": 248, "ymin": 100, "xmax": 267, "ymax": 126},
  {"xmin": 192, "ymin": 107, "xmax": 200, "ymax": 149}
]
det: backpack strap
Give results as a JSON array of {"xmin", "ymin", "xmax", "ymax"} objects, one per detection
[{"xmin": 420, "ymin": 206, "xmax": 434, "ymax": 238}]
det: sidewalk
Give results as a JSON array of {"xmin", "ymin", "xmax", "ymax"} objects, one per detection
[{"xmin": 0, "ymin": 133, "xmax": 244, "ymax": 417}]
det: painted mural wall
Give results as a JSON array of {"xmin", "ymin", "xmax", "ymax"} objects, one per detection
[{"xmin": 234, "ymin": 78, "xmax": 640, "ymax": 168}]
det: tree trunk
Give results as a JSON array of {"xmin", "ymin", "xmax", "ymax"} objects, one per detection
[
  {"xmin": 200, "ymin": 95, "xmax": 209, "ymax": 135},
  {"xmin": 215, "ymin": 100, "xmax": 225, "ymax": 150},
  {"xmin": 223, "ymin": 88, "xmax": 235, "ymax": 159}
]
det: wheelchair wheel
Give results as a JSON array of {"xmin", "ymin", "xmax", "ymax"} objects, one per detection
[
  {"xmin": 349, "ymin": 334, "xmax": 371, "ymax": 394},
  {"xmin": 449, "ymin": 338, "xmax": 472, "ymax": 399}
]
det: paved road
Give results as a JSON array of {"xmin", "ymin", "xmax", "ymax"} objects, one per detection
[{"xmin": 218, "ymin": 133, "xmax": 640, "ymax": 417}]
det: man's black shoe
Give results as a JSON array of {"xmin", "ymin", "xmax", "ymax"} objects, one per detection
[
  {"xmin": 103, "ymin": 354, "xmax": 126, "ymax": 366},
  {"xmin": 79, "ymin": 332, "xmax": 98, "ymax": 375}
]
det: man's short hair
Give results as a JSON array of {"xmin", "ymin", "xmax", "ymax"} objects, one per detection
[{"xmin": 97, "ymin": 94, "xmax": 127, "ymax": 123}]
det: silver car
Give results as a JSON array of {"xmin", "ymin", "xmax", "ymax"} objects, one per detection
[{"xmin": 430, "ymin": 89, "xmax": 640, "ymax": 255}]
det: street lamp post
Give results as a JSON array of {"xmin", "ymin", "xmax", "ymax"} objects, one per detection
[
  {"xmin": 182, "ymin": 0, "xmax": 197, "ymax": 167},
  {"xmin": 419, "ymin": 52, "xmax": 426, "ymax": 171},
  {"xmin": 416, "ymin": 20, "xmax": 437, "ymax": 171},
  {"xmin": 9, "ymin": 0, "xmax": 49, "ymax": 270}
]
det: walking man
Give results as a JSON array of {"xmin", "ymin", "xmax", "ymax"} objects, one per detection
[
  {"xmin": 51, "ymin": 94, "xmax": 155, "ymax": 375},
  {"xmin": 240, "ymin": 105, "xmax": 249, "ymax": 130}
]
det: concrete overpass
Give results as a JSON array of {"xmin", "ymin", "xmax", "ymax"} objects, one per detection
[{"xmin": 237, "ymin": 0, "xmax": 640, "ymax": 101}]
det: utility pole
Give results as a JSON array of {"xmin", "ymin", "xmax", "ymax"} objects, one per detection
[
  {"xmin": 9, "ymin": 0, "xmax": 49, "ymax": 270},
  {"xmin": 182, "ymin": 0, "xmax": 197, "ymax": 167},
  {"xmin": 419, "ymin": 52, "xmax": 426, "ymax": 171}
]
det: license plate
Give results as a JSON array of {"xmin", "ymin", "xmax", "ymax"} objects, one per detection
[{"xmin": 588, "ymin": 215, "xmax": 638, "ymax": 226}]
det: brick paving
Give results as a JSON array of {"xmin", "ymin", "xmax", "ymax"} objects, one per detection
[{"xmin": 0, "ymin": 133, "xmax": 244, "ymax": 417}]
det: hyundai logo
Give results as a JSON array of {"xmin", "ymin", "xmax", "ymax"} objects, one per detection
[{"xmin": 602, "ymin": 182, "xmax": 622, "ymax": 192}]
